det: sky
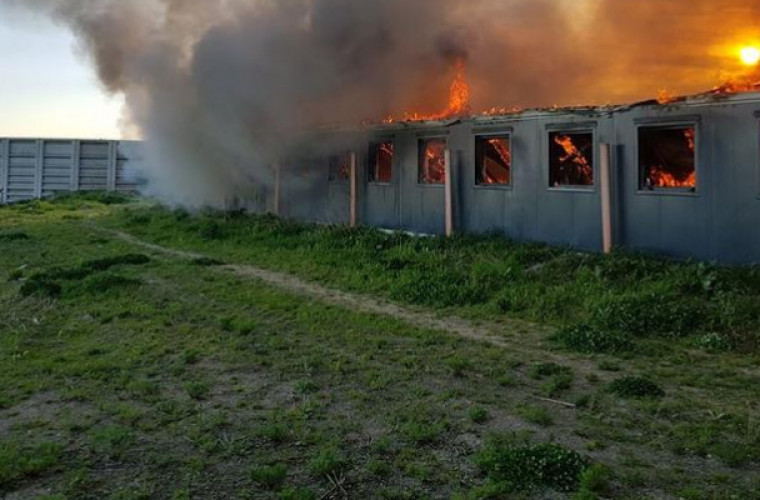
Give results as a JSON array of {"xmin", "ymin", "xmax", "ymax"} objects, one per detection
[{"xmin": 0, "ymin": 4, "xmax": 125, "ymax": 140}]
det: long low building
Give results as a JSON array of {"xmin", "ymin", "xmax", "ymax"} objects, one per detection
[
  {"xmin": 3, "ymin": 92, "xmax": 760, "ymax": 264},
  {"xmin": 264, "ymin": 91, "xmax": 760, "ymax": 264}
]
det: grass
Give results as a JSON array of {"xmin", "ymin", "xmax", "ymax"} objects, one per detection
[
  {"xmin": 101, "ymin": 201, "xmax": 760, "ymax": 353},
  {"xmin": 473, "ymin": 434, "xmax": 588, "ymax": 493},
  {"xmin": 0, "ymin": 193, "xmax": 759, "ymax": 498},
  {"xmin": 608, "ymin": 376, "xmax": 665, "ymax": 399}
]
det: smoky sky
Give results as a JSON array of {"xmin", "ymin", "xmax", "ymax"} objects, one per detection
[{"xmin": 11, "ymin": 0, "xmax": 760, "ymax": 205}]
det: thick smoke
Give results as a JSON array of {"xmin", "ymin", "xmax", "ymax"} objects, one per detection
[{"xmin": 10, "ymin": 0, "xmax": 760, "ymax": 206}]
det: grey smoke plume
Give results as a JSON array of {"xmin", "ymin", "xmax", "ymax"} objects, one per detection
[{"xmin": 10, "ymin": 0, "xmax": 760, "ymax": 206}]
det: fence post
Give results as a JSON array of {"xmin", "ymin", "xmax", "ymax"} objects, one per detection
[
  {"xmin": 107, "ymin": 141, "xmax": 118, "ymax": 191},
  {"xmin": 34, "ymin": 139, "xmax": 44, "ymax": 199},
  {"xmin": 444, "ymin": 149, "xmax": 454, "ymax": 237},
  {"xmin": 350, "ymin": 151, "xmax": 357, "ymax": 228},
  {"xmin": 600, "ymin": 143, "xmax": 613, "ymax": 254},
  {"xmin": 272, "ymin": 162, "xmax": 281, "ymax": 216},
  {"xmin": 1, "ymin": 139, "xmax": 8, "ymax": 204},
  {"xmin": 71, "ymin": 140, "xmax": 81, "ymax": 192}
]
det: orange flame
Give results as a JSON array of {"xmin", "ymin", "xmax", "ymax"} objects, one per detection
[
  {"xmin": 647, "ymin": 167, "xmax": 696, "ymax": 188},
  {"xmin": 383, "ymin": 59, "xmax": 472, "ymax": 123},
  {"xmin": 481, "ymin": 138, "xmax": 511, "ymax": 184},
  {"xmin": 645, "ymin": 128, "xmax": 696, "ymax": 189},
  {"xmin": 555, "ymin": 135, "xmax": 591, "ymax": 172}
]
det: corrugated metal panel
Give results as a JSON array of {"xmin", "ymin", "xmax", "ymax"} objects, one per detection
[
  {"xmin": 42, "ymin": 140, "xmax": 74, "ymax": 196},
  {"xmin": 0, "ymin": 138, "xmax": 147, "ymax": 204},
  {"xmin": 7, "ymin": 139, "xmax": 38, "ymax": 203},
  {"xmin": 115, "ymin": 142, "xmax": 141, "ymax": 191},
  {"xmin": 78, "ymin": 141, "xmax": 109, "ymax": 191}
]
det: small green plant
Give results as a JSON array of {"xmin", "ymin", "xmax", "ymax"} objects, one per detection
[
  {"xmin": 446, "ymin": 356, "xmax": 472, "ymax": 377},
  {"xmin": 81, "ymin": 254, "xmax": 150, "ymax": 272},
  {"xmin": 181, "ymin": 349, "xmax": 201, "ymax": 365},
  {"xmin": 396, "ymin": 408, "xmax": 450, "ymax": 445},
  {"xmin": 608, "ymin": 376, "xmax": 664, "ymax": 399},
  {"xmin": 19, "ymin": 279, "xmax": 61, "ymax": 298},
  {"xmin": 529, "ymin": 362, "xmax": 572, "ymax": 380},
  {"xmin": 694, "ymin": 333, "xmax": 732, "ymax": 352},
  {"xmin": 259, "ymin": 421, "xmax": 289, "ymax": 444},
  {"xmin": 295, "ymin": 380, "xmax": 320, "ymax": 394},
  {"xmin": 591, "ymin": 293, "xmax": 702, "ymax": 338},
  {"xmin": 366, "ymin": 459, "xmax": 392, "ymax": 477},
  {"xmin": 516, "ymin": 404, "xmax": 553, "ymax": 426},
  {"xmin": 474, "ymin": 435, "xmax": 588, "ymax": 492},
  {"xmin": 197, "ymin": 220, "xmax": 226, "ymax": 240},
  {"xmin": 469, "ymin": 406, "xmax": 489, "ymax": 424},
  {"xmin": 90, "ymin": 425, "xmax": 134, "ymax": 460},
  {"xmin": 278, "ymin": 487, "xmax": 316, "ymax": 500},
  {"xmin": 184, "ymin": 381, "xmax": 211, "ymax": 400},
  {"xmin": 577, "ymin": 463, "xmax": 611, "ymax": 497},
  {"xmin": 0, "ymin": 231, "xmax": 29, "ymax": 241},
  {"xmin": 555, "ymin": 324, "xmax": 633, "ymax": 354},
  {"xmin": 542, "ymin": 372, "xmax": 574, "ymax": 397},
  {"xmin": 80, "ymin": 273, "xmax": 141, "ymax": 294},
  {"xmin": 0, "ymin": 441, "xmax": 63, "ymax": 486},
  {"xmin": 308, "ymin": 447, "xmax": 347, "ymax": 477},
  {"xmin": 192, "ymin": 257, "xmax": 225, "ymax": 266},
  {"xmin": 250, "ymin": 463, "xmax": 288, "ymax": 488}
]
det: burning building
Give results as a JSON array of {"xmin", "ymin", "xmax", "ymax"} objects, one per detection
[
  {"xmin": 4, "ymin": 0, "xmax": 760, "ymax": 263},
  {"xmin": 252, "ymin": 89, "xmax": 760, "ymax": 265}
]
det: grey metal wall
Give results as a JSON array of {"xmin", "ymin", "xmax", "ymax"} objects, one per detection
[
  {"xmin": 286, "ymin": 93, "xmax": 760, "ymax": 263},
  {"xmin": 611, "ymin": 95, "xmax": 760, "ymax": 263},
  {"xmin": 0, "ymin": 138, "xmax": 142, "ymax": 204}
]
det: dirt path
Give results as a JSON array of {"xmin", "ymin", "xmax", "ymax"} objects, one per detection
[{"xmin": 104, "ymin": 228, "xmax": 558, "ymax": 354}]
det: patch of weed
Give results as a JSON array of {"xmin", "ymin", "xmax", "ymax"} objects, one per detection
[
  {"xmin": 0, "ymin": 441, "xmax": 63, "ymax": 486},
  {"xmin": 80, "ymin": 272, "xmax": 141, "ymax": 294},
  {"xmin": 468, "ymin": 407, "xmax": 489, "ymax": 424},
  {"xmin": 608, "ymin": 376, "xmax": 664, "ymax": 399},
  {"xmin": 250, "ymin": 463, "xmax": 288, "ymax": 488},
  {"xmin": 90, "ymin": 425, "xmax": 134, "ymax": 460},
  {"xmin": 0, "ymin": 231, "xmax": 29, "ymax": 242},
  {"xmin": 474, "ymin": 434, "xmax": 588, "ymax": 492},
  {"xmin": 694, "ymin": 333, "xmax": 732, "ymax": 353},
  {"xmin": 591, "ymin": 293, "xmax": 703, "ymax": 338},
  {"xmin": 395, "ymin": 407, "xmax": 450, "ymax": 444},
  {"xmin": 515, "ymin": 404, "xmax": 553, "ymax": 426},
  {"xmin": 278, "ymin": 487, "xmax": 316, "ymax": 500},
  {"xmin": 192, "ymin": 257, "xmax": 225, "ymax": 266},
  {"xmin": 19, "ymin": 279, "xmax": 62, "ymax": 298},
  {"xmin": 81, "ymin": 254, "xmax": 150, "ymax": 272},
  {"xmin": 259, "ymin": 421, "xmax": 289, "ymax": 444},
  {"xmin": 529, "ymin": 362, "xmax": 572, "ymax": 380},
  {"xmin": 308, "ymin": 447, "xmax": 347, "ymax": 477},
  {"xmin": 555, "ymin": 324, "xmax": 633, "ymax": 354},
  {"xmin": 184, "ymin": 381, "xmax": 211, "ymax": 400}
]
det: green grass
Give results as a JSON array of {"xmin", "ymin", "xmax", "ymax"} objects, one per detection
[
  {"xmin": 473, "ymin": 434, "xmax": 588, "ymax": 493},
  {"xmin": 0, "ymin": 194, "xmax": 759, "ymax": 498},
  {"xmin": 100, "ymin": 201, "xmax": 760, "ymax": 353},
  {"xmin": 0, "ymin": 442, "xmax": 63, "ymax": 487}
]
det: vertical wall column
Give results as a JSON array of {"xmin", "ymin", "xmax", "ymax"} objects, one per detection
[
  {"xmin": 1, "ymin": 140, "xmax": 9, "ymax": 204},
  {"xmin": 70, "ymin": 140, "xmax": 81, "ymax": 192},
  {"xmin": 444, "ymin": 149, "xmax": 454, "ymax": 237},
  {"xmin": 600, "ymin": 143, "xmax": 613, "ymax": 254},
  {"xmin": 273, "ymin": 162, "xmax": 281, "ymax": 216},
  {"xmin": 107, "ymin": 142, "xmax": 118, "ymax": 191},
  {"xmin": 350, "ymin": 151, "xmax": 357, "ymax": 228},
  {"xmin": 34, "ymin": 140, "xmax": 44, "ymax": 199}
]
